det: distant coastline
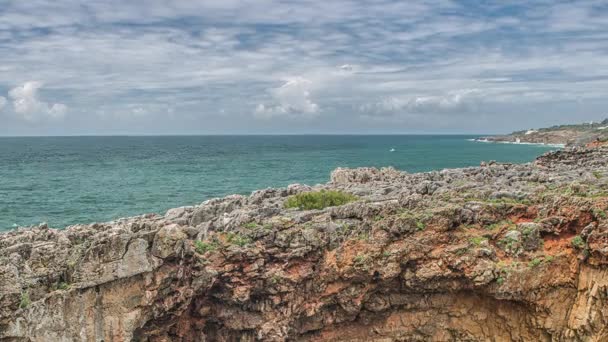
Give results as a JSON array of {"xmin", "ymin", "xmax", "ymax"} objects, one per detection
[{"xmin": 476, "ymin": 119, "xmax": 608, "ymax": 148}]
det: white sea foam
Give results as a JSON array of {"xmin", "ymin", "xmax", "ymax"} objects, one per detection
[{"xmin": 469, "ymin": 138, "xmax": 565, "ymax": 148}]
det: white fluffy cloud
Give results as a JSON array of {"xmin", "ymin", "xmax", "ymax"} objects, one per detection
[
  {"xmin": 8, "ymin": 81, "xmax": 67, "ymax": 122},
  {"xmin": 255, "ymin": 77, "xmax": 319, "ymax": 119}
]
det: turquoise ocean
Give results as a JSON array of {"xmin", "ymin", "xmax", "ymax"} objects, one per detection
[{"xmin": 0, "ymin": 135, "xmax": 558, "ymax": 231}]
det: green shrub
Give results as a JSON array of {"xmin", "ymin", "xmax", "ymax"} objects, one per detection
[
  {"xmin": 195, "ymin": 240, "xmax": 217, "ymax": 254},
  {"xmin": 528, "ymin": 258, "xmax": 543, "ymax": 268},
  {"xmin": 496, "ymin": 277, "xmax": 505, "ymax": 285},
  {"xmin": 416, "ymin": 221, "xmax": 426, "ymax": 231},
  {"xmin": 19, "ymin": 292, "xmax": 30, "ymax": 309},
  {"xmin": 571, "ymin": 235, "xmax": 585, "ymax": 249},
  {"xmin": 284, "ymin": 190, "xmax": 358, "ymax": 210},
  {"xmin": 593, "ymin": 209, "xmax": 607, "ymax": 219},
  {"xmin": 57, "ymin": 282, "xmax": 69, "ymax": 290}
]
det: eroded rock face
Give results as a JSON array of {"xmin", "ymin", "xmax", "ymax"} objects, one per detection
[{"xmin": 1, "ymin": 146, "xmax": 608, "ymax": 341}]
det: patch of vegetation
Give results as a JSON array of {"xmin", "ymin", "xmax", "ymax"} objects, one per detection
[
  {"xmin": 353, "ymin": 254, "xmax": 369, "ymax": 266},
  {"xmin": 226, "ymin": 233, "xmax": 252, "ymax": 247},
  {"xmin": 397, "ymin": 210, "xmax": 431, "ymax": 231},
  {"xmin": 521, "ymin": 225, "xmax": 537, "ymax": 238},
  {"xmin": 528, "ymin": 258, "xmax": 543, "ymax": 268},
  {"xmin": 539, "ymin": 183, "xmax": 593, "ymax": 200},
  {"xmin": 373, "ymin": 215, "xmax": 384, "ymax": 222},
  {"xmin": 571, "ymin": 235, "xmax": 586, "ymax": 249},
  {"xmin": 244, "ymin": 222, "xmax": 260, "ymax": 229},
  {"xmin": 455, "ymin": 247, "xmax": 469, "ymax": 256},
  {"xmin": 382, "ymin": 250, "xmax": 392, "ymax": 258},
  {"xmin": 416, "ymin": 221, "xmax": 426, "ymax": 231},
  {"xmin": 469, "ymin": 236, "xmax": 488, "ymax": 246},
  {"xmin": 19, "ymin": 292, "xmax": 30, "ymax": 309},
  {"xmin": 498, "ymin": 235, "xmax": 522, "ymax": 256},
  {"xmin": 270, "ymin": 274, "xmax": 281, "ymax": 285},
  {"xmin": 562, "ymin": 184, "xmax": 590, "ymax": 197},
  {"xmin": 195, "ymin": 240, "xmax": 218, "ymax": 254},
  {"xmin": 593, "ymin": 208, "xmax": 608, "ymax": 219},
  {"xmin": 593, "ymin": 171, "xmax": 603, "ymax": 179},
  {"xmin": 496, "ymin": 277, "xmax": 505, "ymax": 285},
  {"xmin": 486, "ymin": 220, "xmax": 515, "ymax": 231},
  {"xmin": 284, "ymin": 190, "xmax": 358, "ymax": 210},
  {"xmin": 357, "ymin": 231, "xmax": 370, "ymax": 241},
  {"xmin": 52, "ymin": 281, "xmax": 70, "ymax": 291},
  {"xmin": 339, "ymin": 223, "xmax": 351, "ymax": 232}
]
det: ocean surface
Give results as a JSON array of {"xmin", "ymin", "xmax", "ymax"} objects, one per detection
[{"xmin": 0, "ymin": 135, "xmax": 559, "ymax": 231}]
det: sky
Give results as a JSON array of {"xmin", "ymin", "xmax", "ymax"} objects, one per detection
[{"xmin": 0, "ymin": 0, "xmax": 607, "ymax": 136}]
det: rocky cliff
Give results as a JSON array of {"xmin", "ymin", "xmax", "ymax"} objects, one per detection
[{"xmin": 1, "ymin": 146, "xmax": 608, "ymax": 341}]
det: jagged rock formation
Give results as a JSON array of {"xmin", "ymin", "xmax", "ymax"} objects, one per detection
[{"xmin": 1, "ymin": 147, "xmax": 608, "ymax": 341}]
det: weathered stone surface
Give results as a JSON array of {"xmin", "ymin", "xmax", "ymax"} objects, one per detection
[{"xmin": 1, "ymin": 145, "xmax": 608, "ymax": 341}]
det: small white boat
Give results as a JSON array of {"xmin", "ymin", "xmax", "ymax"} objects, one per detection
[{"xmin": 389, "ymin": 148, "xmax": 395, "ymax": 152}]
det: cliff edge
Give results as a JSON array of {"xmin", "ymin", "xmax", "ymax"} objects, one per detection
[{"xmin": 1, "ymin": 146, "xmax": 608, "ymax": 341}]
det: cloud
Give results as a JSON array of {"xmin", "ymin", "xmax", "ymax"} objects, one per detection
[
  {"xmin": 0, "ymin": 96, "xmax": 6, "ymax": 111},
  {"xmin": 0, "ymin": 1, "xmax": 607, "ymax": 134},
  {"xmin": 8, "ymin": 81, "xmax": 67, "ymax": 122},
  {"xmin": 340, "ymin": 64, "xmax": 354, "ymax": 72},
  {"xmin": 362, "ymin": 89, "xmax": 481, "ymax": 114},
  {"xmin": 254, "ymin": 77, "xmax": 319, "ymax": 119}
]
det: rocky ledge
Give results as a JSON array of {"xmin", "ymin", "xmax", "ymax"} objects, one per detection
[{"xmin": 2, "ymin": 147, "xmax": 608, "ymax": 341}]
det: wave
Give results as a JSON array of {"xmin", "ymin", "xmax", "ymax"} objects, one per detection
[{"xmin": 469, "ymin": 138, "xmax": 565, "ymax": 148}]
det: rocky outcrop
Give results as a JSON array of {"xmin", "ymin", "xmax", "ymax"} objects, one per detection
[{"xmin": 1, "ymin": 146, "xmax": 608, "ymax": 341}]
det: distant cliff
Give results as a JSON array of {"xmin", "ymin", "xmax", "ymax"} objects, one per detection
[
  {"xmin": 478, "ymin": 119, "xmax": 608, "ymax": 147},
  {"xmin": 2, "ymin": 146, "xmax": 608, "ymax": 341}
]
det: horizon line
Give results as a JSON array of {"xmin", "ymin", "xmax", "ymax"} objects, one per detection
[{"xmin": 0, "ymin": 132, "xmax": 497, "ymax": 138}]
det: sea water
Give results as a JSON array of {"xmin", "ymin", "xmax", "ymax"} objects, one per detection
[{"xmin": 0, "ymin": 135, "xmax": 558, "ymax": 230}]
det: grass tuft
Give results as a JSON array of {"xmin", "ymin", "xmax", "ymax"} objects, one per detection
[{"xmin": 195, "ymin": 240, "xmax": 217, "ymax": 254}]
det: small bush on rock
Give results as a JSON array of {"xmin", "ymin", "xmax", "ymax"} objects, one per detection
[
  {"xmin": 571, "ymin": 235, "xmax": 585, "ymax": 249},
  {"xmin": 19, "ymin": 292, "xmax": 30, "ymax": 309},
  {"xmin": 284, "ymin": 190, "xmax": 358, "ymax": 210}
]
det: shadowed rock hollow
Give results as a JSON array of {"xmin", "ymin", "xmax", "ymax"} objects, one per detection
[{"xmin": 1, "ymin": 146, "xmax": 608, "ymax": 341}]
